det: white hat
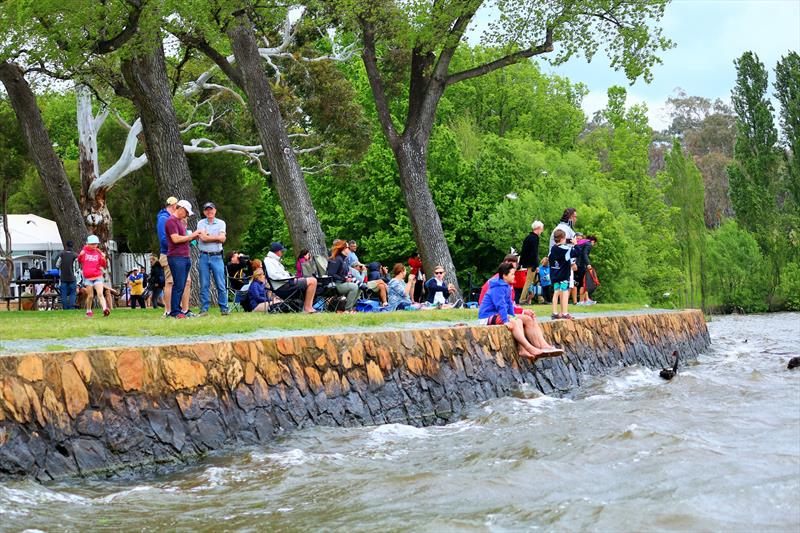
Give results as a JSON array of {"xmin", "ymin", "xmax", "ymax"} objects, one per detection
[
  {"xmin": 176, "ymin": 200, "xmax": 193, "ymax": 216},
  {"xmin": 87, "ymin": 235, "xmax": 100, "ymax": 244}
]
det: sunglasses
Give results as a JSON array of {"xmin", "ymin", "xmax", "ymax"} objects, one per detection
[{"xmin": 435, "ymin": 271, "xmax": 444, "ymax": 274}]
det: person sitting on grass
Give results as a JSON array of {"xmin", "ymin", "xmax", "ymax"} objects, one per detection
[
  {"xmin": 479, "ymin": 262, "xmax": 549, "ymax": 360},
  {"xmin": 246, "ymin": 268, "xmax": 270, "ymax": 312},
  {"xmin": 549, "ymin": 228, "xmax": 577, "ymax": 320},
  {"xmin": 424, "ymin": 265, "xmax": 461, "ymax": 308},
  {"xmin": 387, "ymin": 263, "xmax": 423, "ymax": 311},
  {"xmin": 353, "ymin": 262, "xmax": 389, "ymax": 307}
]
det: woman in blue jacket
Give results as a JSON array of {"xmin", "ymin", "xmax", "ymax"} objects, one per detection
[
  {"xmin": 247, "ymin": 269, "xmax": 270, "ymax": 312},
  {"xmin": 478, "ymin": 262, "xmax": 544, "ymax": 359}
]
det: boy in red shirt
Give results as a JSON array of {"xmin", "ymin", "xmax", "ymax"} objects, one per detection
[{"xmin": 77, "ymin": 235, "xmax": 110, "ymax": 317}]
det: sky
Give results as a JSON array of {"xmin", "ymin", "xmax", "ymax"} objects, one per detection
[{"xmin": 473, "ymin": 0, "xmax": 800, "ymax": 131}]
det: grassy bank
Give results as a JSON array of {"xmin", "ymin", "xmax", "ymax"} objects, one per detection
[{"xmin": 0, "ymin": 303, "xmax": 648, "ymax": 342}]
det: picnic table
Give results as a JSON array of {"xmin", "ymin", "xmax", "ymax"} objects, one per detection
[{"xmin": 4, "ymin": 278, "xmax": 62, "ymax": 311}]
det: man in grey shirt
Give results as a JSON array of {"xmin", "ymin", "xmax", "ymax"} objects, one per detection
[
  {"xmin": 197, "ymin": 202, "xmax": 229, "ymax": 315},
  {"xmin": 55, "ymin": 240, "xmax": 78, "ymax": 309}
]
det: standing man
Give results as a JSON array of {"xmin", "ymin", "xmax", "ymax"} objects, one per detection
[
  {"xmin": 166, "ymin": 200, "xmax": 204, "ymax": 318},
  {"xmin": 157, "ymin": 197, "xmax": 191, "ymax": 317},
  {"xmin": 55, "ymin": 240, "xmax": 78, "ymax": 309},
  {"xmin": 197, "ymin": 202, "xmax": 229, "ymax": 316},
  {"xmin": 519, "ymin": 220, "xmax": 544, "ymax": 305}
]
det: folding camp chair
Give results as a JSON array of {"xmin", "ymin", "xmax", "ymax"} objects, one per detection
[
  {"xmin": 227, "ymin": 276, "xmax": 250, "ymax": 312},
  {"xmin": 264, "ymin": 271, "xmax": 304, "ymax": 313},
  {"xmin": 304, "ymin": 255, "xmax": 345, "ymax": 311}
]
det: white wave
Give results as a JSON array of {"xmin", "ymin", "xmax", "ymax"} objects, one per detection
[
  {"xmin": 601, "ymin": 367, "xmax": 662, "ymax": 394},
  {"xmin": 367, "ymin": 423, "xmax": 432, "ymax": 445},
  {"xmin": 97, "ymin": 485, "xmax": 154, "ymax": 503}
]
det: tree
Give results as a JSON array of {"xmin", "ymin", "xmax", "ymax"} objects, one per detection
[
  {"xmin": 775, "ymin": 51, "xmax": 800, "ymax": 207},
  {"xmin": 330, "ymin": 0, "xmax": 674, "ymax": 292},
  {"xmin": 0, "ymin": 100, "xmax": 30, "ymax": 296},
  {"xmin": 0, "ymin": 62, "xmax": 89, "ymax": 249},
  {"xmin": 663, "ymin": 139, "xmax": 705, "ymax": 308},
  {"xmin": 728, "ymin": 51, "xmax": 780, "ymax": 234}
]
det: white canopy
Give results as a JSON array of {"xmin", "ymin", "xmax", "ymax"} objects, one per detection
[{"xmin": 3, "ymin": 214, "xmax": 63, "ymax": 252}]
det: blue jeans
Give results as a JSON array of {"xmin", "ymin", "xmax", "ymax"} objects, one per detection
[
  {"xmin": 60, "ymin": 280, "xmax": 77, "ymax": 309},
  {"xmin": 167, "ymin": 256, "xmax": 191, "ymax": 316},
  {"xmin": 199, "ymin": 253, "xmax": 229, "ymax": 312}
]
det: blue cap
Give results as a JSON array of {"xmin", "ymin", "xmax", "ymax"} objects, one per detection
[
  {"xmin": 87, "ymin": 235, "xmax": 100, "ymax": 244},
  {"xmin": 270, "ymin": 242, "xmax": 286, "ymax": 252}
]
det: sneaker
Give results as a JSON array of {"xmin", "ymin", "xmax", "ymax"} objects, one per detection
[
  {"xmin": 453, "ymin": 299, "xmax": 464, "ymax": 309},
  {"xmin": 198, "ymin": 311, "xmax": 209, "ymax": 317},
  {"xmin": 220, "ymin": 309, "xmax": 230, "ymax": 316},
  {"xmin": 576, "ymin": 301, "xmax": 587, "ymax": 306},
  {"xmin": 175, "ymin": 313, "xmax": 187, "ymax": 319},
  {"xmin": 182, "ymin": 310, "xmax": 197, "ymax": 318},
  {"xmin": 561, "ymin": 313, "xmax": 574, "ymax": 320},
  {"xmin": 86, "ymin": 310, "xmax": 93, "ymax": 318},
  {"xmin": 587, "ymin": 299, "xmax": 597, "ymax": 305},
  {"xmin": 103, "ymin": 308, "xmax": 110, "ymax": 317},
  {"xmin": 550, "ymin": 313, "xmax": 561, "ymax": 320}
]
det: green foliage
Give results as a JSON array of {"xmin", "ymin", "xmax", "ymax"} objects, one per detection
[
  {"xmin": 776, "ymin": 262, "xmax": 800, "ymax": 311},
  {"xmin": 663, "ymin": 139, "xmax": 706, "ymax": 307},
  {"xmin": 705, "ymin": 220, "xmax": 769, "ymax": 313},
  {"xmin": 775, "ymin": 51, "xmax": 800, "ymax": 208}
]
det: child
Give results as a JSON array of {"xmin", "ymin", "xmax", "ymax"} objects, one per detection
[
  {"xmin": 127, "ymin": 267, "xmax": 145, "ymax": 309},
  {"xmin": 538, "ymin": 257, "xmax": 552, "ymax": 304},
  {"xmin": 77, "ymin": 235, "xmax": 110, "ymax": 317},
  {"xmin": 548, "ymin": 229, "xmax": 576, "ymax": 320}
]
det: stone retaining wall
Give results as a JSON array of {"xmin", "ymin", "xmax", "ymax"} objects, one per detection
[{"xmin": 0, "ymin": 310, "xmax": 709, "ymax": 480}]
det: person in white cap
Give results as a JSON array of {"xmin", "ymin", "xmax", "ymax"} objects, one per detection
[
  {"xmin": 156, "ymin": 196, "xmax": 190, "ymax": 316},
  {"xmin": 166, "ymin": 200, "xmax": 205, "ymax": 318},
  {"xmin": 77, "ymin": 234, "xmax": 110, "ymax": 317}
]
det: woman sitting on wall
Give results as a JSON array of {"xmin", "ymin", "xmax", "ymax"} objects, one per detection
[{"xmin": 479, "ymin": 262, "xmax": 562, "ymax": 360}]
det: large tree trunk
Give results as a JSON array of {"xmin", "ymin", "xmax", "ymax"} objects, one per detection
[
  {"xmin": 77, "ymin": 85, "xmax": 113, "ymax": 247},
  {"xmin": 121, "ymin": 44, "xmax": 200, "ymax": 303},
  {"xmin": 0, "ymin": 61, "xmax": 88, "ymax": 248},
  {"xmin": 0, "ymin": 188, "xmax": 12, "ymax": 297},
  {"xmin": 227, "ymin": 14, "xmax": 327, "ymax": 256},
  {"xmin": 393, "ymin": 137, "xmax": 460, "ymax": 294}
]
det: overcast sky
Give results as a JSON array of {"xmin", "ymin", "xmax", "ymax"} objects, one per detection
[{"xmin": 474, "ymin": 0, "xmax": 800, "ymax": 131}]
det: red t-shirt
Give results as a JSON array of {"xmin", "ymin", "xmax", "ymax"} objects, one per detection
[
  {"xmin": 165, "ymin": 216, "xmax": 190, "ymax": 257},
  {"xmin": 77, "ymin": 245, "xmax": 107, "ymax": 279}
]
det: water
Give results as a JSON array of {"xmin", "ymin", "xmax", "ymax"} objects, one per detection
[{"xmin": 2, "ymin": 313, "xmax": 799, "ymax": 531}]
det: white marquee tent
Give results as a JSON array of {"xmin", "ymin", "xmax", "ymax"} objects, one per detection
[{"xmin": 1, "ymin": 214, "xmax": 63, "ymax": 280}]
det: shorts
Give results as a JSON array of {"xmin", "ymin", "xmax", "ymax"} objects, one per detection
[
  {"xmin": 84, "ymin": 277, "xmax": 104, "ymax": 287},
  {"xmin": 552, "ymin": 280, "xmax": 569, "ymax": 292},
  {"xmin": 366, "ymin": 279, "xmax": 384, "ymax": 290},
  {"xmin": 575, "ymin": 268, "xmax": 586, "ymax": 289},
  {"xmin": 478, "ymin": 314, "xmax": 505, "ymax": 325},
  {"xmin": 159, "ymin": 254, "xmax": 172, "ymax": 284}
]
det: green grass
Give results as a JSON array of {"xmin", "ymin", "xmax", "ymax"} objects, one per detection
[{"xmin": 0, "ymin": 302, "xmax": 649, "ymax": 341}]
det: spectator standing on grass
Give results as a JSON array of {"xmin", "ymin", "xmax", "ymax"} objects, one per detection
[
  {"xmin": 520, "ymin": 221, "xmax": 544, "ymax": 305},
  {"xmin": 548, "ymin": 228, "xmax": 577, "ymax": 320},
  {"xmin": 197, "ymin": 202, "xmax": 229, "ymax": 316},
  {"xmin": 549, "ymin": 208, "xmax": 577, "ymax": 249},
  {"xmin": 166, "ymin": 200, "xmax": 204, "ymax": 318},
  {"xmin": 157, "ymin": 196, "xmax": 191, "ymax": 317},
  {"xmin": 127, "ymin": 267, "xmax": 146, "ymax": 309},
  {"xmin": 148, "ymin": 254, "xmax": 165, "ymax": 308},
  {"xmin": 575, "ymin": 235, "xmax": 598, "ymax": 306},
  {"xmin": 538, "ymin": 257, "xmax": 553, "ymax": 304},
  {"xmin": 408, "ymin": 251, "xmax": 424, "ymax": 302},
  {"xmin": 55, "ymin": 240, "xmax": 78, "ymax": 310},
  {"xmin": 77, "ymin": 235, "xmax": 110, "ymax": 317}
]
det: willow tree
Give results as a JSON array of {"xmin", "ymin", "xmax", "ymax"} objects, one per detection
[
  {"xmin": 664, "ymin": 139, "xmax": 705, "ymax": 308},
  {"xmin": 329, "ymin": 0, "xmax": 674, "ymax": 291}
]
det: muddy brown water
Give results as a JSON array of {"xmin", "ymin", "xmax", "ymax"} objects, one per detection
[{"xmin": 1, "ymin": 313, "xmax": 798, "ymax": 531}]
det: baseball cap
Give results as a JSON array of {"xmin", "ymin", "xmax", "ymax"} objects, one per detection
[
  {"xmin": 270, "ymin": 242, "xmax": 286, "ymax": 252},
  {"xmin": 165, "ymin": 196, "xmax": 178, "ymax": 206},
  {"xmin": 87, "ymin": 235, "xmax": 100, "ymax": 244},
  {"xmin": 176, "ymin": 200, "xmax": 193, "ymax": 216},
  {"xmin": 202, "ymin": 202, "xmax": 216, "ymax": 210}
]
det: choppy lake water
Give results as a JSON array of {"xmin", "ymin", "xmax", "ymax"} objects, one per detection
[{"xmin": 2, "ymin": 313, "xmax": 799, "ymax": 532}]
